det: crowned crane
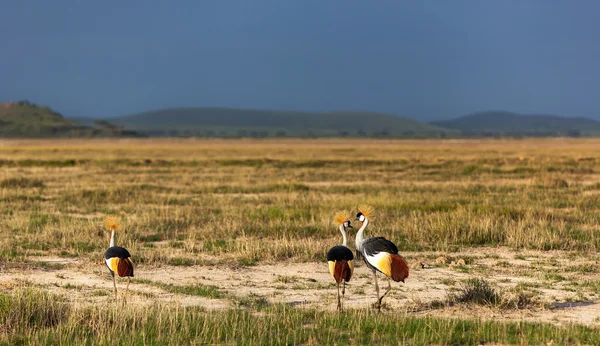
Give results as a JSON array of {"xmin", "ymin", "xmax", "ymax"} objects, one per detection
[
  {"xmin": 355, "ymin": 205, "xmax": 409, "ymax": 311},
  {"xmin": 327, "ymin": 211, "xmax": 354, "ymax": 311},
  {"xmin": 103, "ymin": 216, "xmax": 134, "ymax": 297}
]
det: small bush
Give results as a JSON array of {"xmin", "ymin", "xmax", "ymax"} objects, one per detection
[
  {"xmin": 443, "ymin": 279, "xmax": 541, "ymax": 310},
  {"xmin": 451, "ymin": 278, "xmax": 501, "ymax": 306}
]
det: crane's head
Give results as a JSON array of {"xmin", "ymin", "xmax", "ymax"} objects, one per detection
[
  {"xmin": 333, "ymin": 210, "xmax": 352, "ymax": 227},
  {"xmin": 356, "ymin": 205, "xmax": 375, "ymax": 222},
  {"xmin": 104, "ymin": 215, "xmax": 121, "ymax": 232},
  {"xmin": 356, "ymin": 212, "xmax": 365, "ymax": 222}
]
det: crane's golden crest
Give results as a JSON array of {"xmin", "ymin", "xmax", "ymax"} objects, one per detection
[
  {"xmin": 358, "ymin": 205, "xmax": 375, "ymax": 219},
  {"xmin": 333, "ymin": 210, "xmax": 351, "ymax": 226},
  {"xmin": 104, "ymin": 215, "xmax": 121, "ymax": 231}
]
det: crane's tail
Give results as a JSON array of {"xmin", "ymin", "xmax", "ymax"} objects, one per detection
[
  {"xmin": 330, "ymin": 260, "xmax": 353, "ymax": 283},
  {"xmin": 390, "ymin": 254, "xmax": 409, "ymax": 282},
  {"xmin": 117, "ymin": 258, "xmax": 134, "ymax": 277}
]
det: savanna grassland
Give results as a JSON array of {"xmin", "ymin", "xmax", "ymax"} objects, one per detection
[{"xmin": 3, "ymin": 138, "xmax": 600, "ymax": 345}]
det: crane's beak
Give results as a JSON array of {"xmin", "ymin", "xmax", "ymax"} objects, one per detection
[{"xmin": 347, "ymin": 224, "xmax": 353, "ymax": 229}]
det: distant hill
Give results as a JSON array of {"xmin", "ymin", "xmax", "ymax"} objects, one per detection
[
  {"xmin": 104, "ymin": 107, "xmax": 453, "ymax": 138},
  {"xmin": 431, "ymin": 111, "xmax": 600, "ymax": 137},
  {"xmin": 0, "ymin": 100, "xmax": 141, "ymax": 138}
]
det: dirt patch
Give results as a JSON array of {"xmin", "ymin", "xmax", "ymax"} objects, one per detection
[{"xmin": 2, "ymin": 247, "xmax": 600, "ymax": 325}]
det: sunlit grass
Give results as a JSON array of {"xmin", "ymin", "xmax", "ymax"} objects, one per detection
[
  {"xmin": 3, "ymin": 139, "xmax": 600, "ymax": 344},
  {"xmin": 2, "ymin": 138, "xmax": 600, "ymax": 267},
  {"xmin": 2, "ymin": 288, "xmax": 600, "ymax": 345}
]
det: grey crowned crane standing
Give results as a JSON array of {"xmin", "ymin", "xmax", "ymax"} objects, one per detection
[
  {"xmin": 355, "ymin": 205, "xmax": 409, "ymax": 311},
  {"xmin": 103, "ymin": 216, "xmax": 134, "ymax": 297},
  {"xmin": 327, "ymin": 211, "xmax": 354, "ymax": 311}
]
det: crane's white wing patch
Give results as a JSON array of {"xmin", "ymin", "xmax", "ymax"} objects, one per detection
[
  {"xmin": 105, "ymin": 257, "xmax": 118, "ymax": 273},
  {"xmin": 364, "ymin": 251, "xmax": 388, "ymax": 271}
]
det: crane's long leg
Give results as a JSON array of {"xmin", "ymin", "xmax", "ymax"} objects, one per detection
[
  {"xmin": 373, "ymin": 270, "xmax": 381, "ymax": 311},
  {"xmin": 342, "ymin": 281, "xmax": 346, "ymax": 311},
  {"xmin": 378, "ymin": 278, "xmax": 392, "ymax": 308},
  {"xmin": 336, "ymin": 282, "xmax": 341, "ymax": 311},
  {"xmin": 126, "ymin": 277, "xmax": 130, "ymax": 296},
  {"xmin": 112, "ymin": 275, "xmax": 117, "ymax": 298}
]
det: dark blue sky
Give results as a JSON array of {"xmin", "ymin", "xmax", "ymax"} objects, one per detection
[{"xmin": 1, "ymin": 1, "xmax": 599, "ymax": 120}]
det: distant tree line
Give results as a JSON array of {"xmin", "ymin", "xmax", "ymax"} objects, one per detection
[
  {"xmin": 139, "ymin": 128, "xmax": 455, "ymax": 138},
  {"xmin": 459, "ymin": 130, "xmax": 583, "ymax": 138}
]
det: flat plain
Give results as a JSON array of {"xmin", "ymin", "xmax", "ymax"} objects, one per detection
[{"xmin": 3, "ymin": 138, "xmax": 600, "ymax": 345}]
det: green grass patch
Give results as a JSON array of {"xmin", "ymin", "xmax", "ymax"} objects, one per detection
[
  {"xmin": 138, "ymin": 280, "xmax": 223, "ymax": 299},
  {"xmin": 0, "ymin": 177, "xmax": 45, "ymax": 188}
]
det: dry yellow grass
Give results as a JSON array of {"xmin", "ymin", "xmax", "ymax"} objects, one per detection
[
  {"xmin": 1, "ymin": 138, "xmax": 600, "ymax": 267},
  {"xmin": 2, "ymin": 138, "xmax": 600, "ymax": 344}
]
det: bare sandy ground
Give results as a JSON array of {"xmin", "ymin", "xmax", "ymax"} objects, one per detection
[{"xmin": 2, "ymin": 247, "xmax": 600, "ymax": 326}]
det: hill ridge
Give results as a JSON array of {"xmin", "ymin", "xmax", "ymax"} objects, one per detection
[
  {"xmin": 104, "ymin": 107, "xmax": 453, "ymax": 138},
  {"xmin": 0, "ymin": 100, "xmax": 141, "ymax": 138},
  {"xmin": 431, "ymin": 111, "xmax": 600, "ymax": 137}
]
